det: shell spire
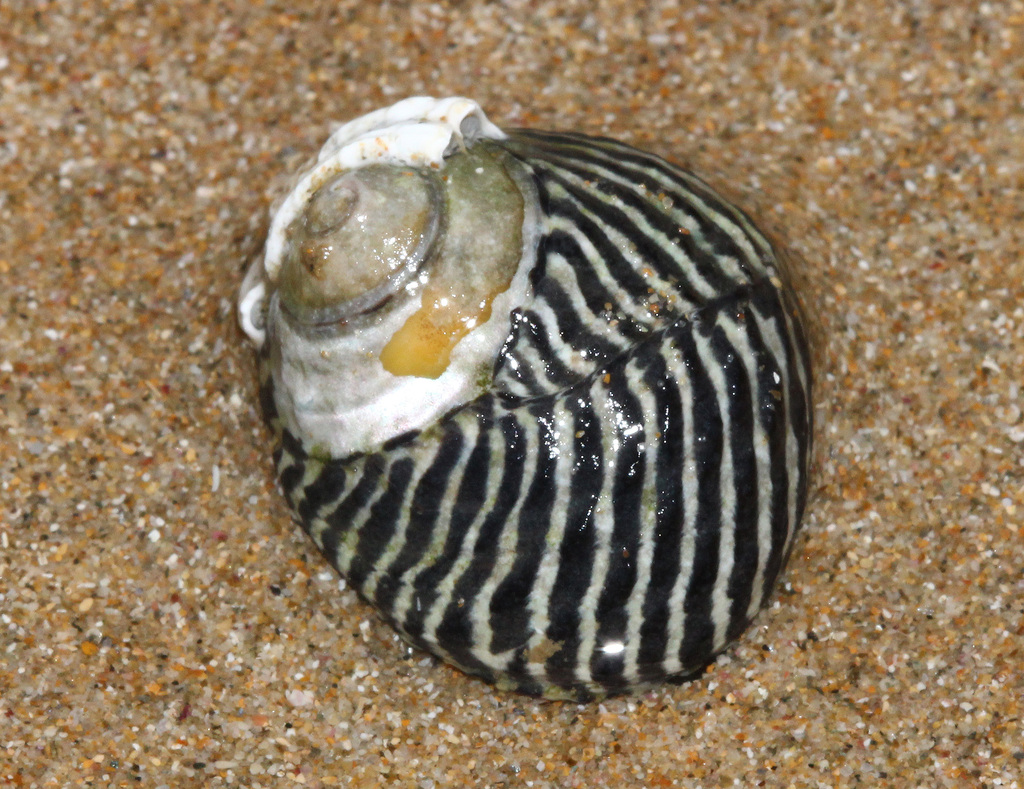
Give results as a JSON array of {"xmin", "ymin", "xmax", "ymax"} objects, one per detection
[{"xmin": 239, "ymin": 96, "xmax": 506, "ymax": 346}]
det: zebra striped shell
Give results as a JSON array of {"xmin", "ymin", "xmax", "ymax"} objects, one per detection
[{"xmin": 238, "ymin": 97, "xmax": 813, "ymax": 701}]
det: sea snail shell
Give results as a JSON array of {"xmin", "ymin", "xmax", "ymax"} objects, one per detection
[{"xmin": 238, "ymin": 97, "xmax": 813, "ymax": 701}]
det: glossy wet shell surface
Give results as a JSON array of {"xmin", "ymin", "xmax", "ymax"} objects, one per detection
[{"xmin": 258, "ymin": 127, "xmax": 813, "ymax": 701}]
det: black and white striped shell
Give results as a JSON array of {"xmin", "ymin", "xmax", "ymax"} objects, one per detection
[{"xmin": 238, "ymin": 97, "xmax": 813, "ymax": 701}]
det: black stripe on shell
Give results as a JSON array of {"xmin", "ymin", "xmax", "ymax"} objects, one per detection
[
  {"xmin": 422, "ymin": 412, "xmax": 529, "ymax": 675},
  {"xmin": 510, "ymin": 137, "xmax": 738, "ymax": 300}
]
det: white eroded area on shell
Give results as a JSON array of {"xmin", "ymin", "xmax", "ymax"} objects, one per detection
[
  {"xmin": 237, "ymin": 256, "xmax": 268, "ymax": 346},
  {"xmin": 235, "ymin": 96, "xmax": 536, "ymax": 458},
  {"xmin": 316, "ymin": 96, "xmax": 505, "ymax": 165},
  {"xmin": 267, "ymin": 257, "xmax": 531, "ymax": 458},
  {"xmin": 267, "ymin": 174, "xmax": 537, "ymax": 459},
  {"xmin": 272, "ymin": 164, "xmax": 537, "ymax": 458}
]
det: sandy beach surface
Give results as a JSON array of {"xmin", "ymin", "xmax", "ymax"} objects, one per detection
[{"xmin": 2, "ymin": 2, "xmax": 1022, "ymax": 786}]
